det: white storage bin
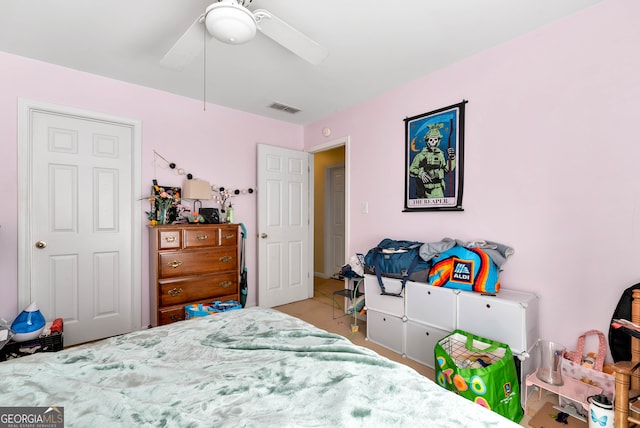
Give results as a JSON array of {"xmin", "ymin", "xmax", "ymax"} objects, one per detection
[
  {"xmin": 405, "ymin": 282, "xmax": 457, "ymax": 331},
  {"xmin": 405, "ymin": 320, "xmax": 451, "ymax": 368},
  {"xmin": 456, "ymin": 288, "xmax": 538, "ymax": 355},
  {"xmin": 366, "ymin": 309, "xmax": 405, "ymax": 354},
  {"xmin": 364, "ymin": 274, "xmax": 405, "ymax": 317}
]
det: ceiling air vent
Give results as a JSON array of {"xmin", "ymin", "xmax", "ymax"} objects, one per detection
[{"xmin": 269, "ymin": 102, "xmax": 301, "ymax": 114}]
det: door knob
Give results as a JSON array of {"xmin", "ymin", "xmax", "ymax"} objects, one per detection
[
  {"xmin": 35, "ymin": 240, "xmax": 47, "ymax": 249},
  {"xmin": 260, "ymin": 233, "xmax": 268, "ymax": 239}
]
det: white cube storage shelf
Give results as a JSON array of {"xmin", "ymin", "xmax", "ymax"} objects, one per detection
[
  {"xmin": 456, "ymin": 288, "xmax": 539, "ymax": 356},
  {"xmin": 405, "ymin": 282, "xmax": 458, "ymax": 368},
  {"xmin": 406, "ymin": 282, "xmax": 457, "ymax": 331},
  {"xmin": 364, "ymin": 275, "xmax": 405, "ymax": 316},
  {"xmin": 364, "ymin": 274, "xmax": 539, "ymax": 369},
  {"xmin": 405, "ymin": 321, "xmax": 451, "ymax": 368},
  {"xmin": 366, "ymin": 310, "xmax": 405, "ymax": 355}
]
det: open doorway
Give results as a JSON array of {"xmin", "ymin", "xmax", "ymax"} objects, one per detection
[{"xmin": 309, "ymin": 138, "xmax": 348, "ymax": 280}]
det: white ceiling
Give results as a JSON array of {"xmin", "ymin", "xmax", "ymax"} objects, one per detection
[{"xmin": 1, "ymin": 0, "xmax": 602, "ymax": 125}]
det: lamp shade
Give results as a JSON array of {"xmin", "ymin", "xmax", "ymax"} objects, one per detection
[{"xmin": 182, "ymin": 179, "xmax": 212, "ymax": 200}]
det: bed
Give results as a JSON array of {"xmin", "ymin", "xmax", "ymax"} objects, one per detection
[{"xmin": 0, "ymin": 307, "xmax": 520, "ymax": 427}]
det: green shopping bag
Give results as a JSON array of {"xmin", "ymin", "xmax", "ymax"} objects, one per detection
[{"xmin": 434, "ymin": 329, "xmax": 523, "ymax": 423}]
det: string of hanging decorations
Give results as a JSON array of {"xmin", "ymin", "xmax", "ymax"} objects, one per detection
[{"xmin": 152, "ymin": 150, "xmax": 255, "ymax": 197}]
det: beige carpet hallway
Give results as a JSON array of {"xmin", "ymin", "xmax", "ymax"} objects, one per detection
[{"xmin": 274, "ymin": 277, "xmax": 542, "ymax": 427}]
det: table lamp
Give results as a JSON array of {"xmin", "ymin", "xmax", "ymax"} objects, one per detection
[{"xmin": 182, "ymin": 179, "xmax": 212, "ymax": 213}]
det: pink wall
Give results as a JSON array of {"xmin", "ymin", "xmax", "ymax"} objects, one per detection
[
  {"xmin": 305, "ymin": 0, "xmax": 640, "ymax": 354},
  {"xmin": 0, "ymin": 53, "xmax": 303, "ymax": 323}
]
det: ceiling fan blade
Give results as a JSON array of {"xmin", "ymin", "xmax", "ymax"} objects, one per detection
[
  {"xmin": 253, "ymin": 9, "xmax": 328, "ymax": 66},
  {"xmin": 161, "ymin": 14, "xmax": 210, "ymax": 70}
]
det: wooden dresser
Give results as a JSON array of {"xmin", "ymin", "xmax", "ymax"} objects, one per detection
[{"xmin": 149, "ymin": 223, "xmax": 240, "ymax": 326}]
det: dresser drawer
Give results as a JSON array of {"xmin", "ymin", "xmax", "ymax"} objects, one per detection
[
  {"xmin": 219, "ymin": 228, "xmax": 238, "ymax": 247},
  {"xmin": 158, "ymin": 248, "xmax": 238, "ymax": 278},
  {"xmin": 182, "ymin": 226, "xmax": 238, "ymax": 248},
  {"xmin": 158, "ymin": 229, "xmax": 182, "ymax": 249},
  {"xmin": 159, "ymin": 272, "xmax": 239, "ymax": 306},
  {"xmin": 158, "ymin": 306, "xmax": 186, "ymax": 325},
  {"xmin": 184, "ymin": 228, "xmax": 219, "ymax": 248}
]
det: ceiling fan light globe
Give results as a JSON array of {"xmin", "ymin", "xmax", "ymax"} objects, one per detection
[{"xmin": 205, "ymin": 3, "xmax": 257, "ymax": 45}]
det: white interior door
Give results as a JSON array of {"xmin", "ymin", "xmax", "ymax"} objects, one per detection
[
  {"xmin": 257, "ymin": 144, "xmax": 312, "ymax": 307},
  {"xmin": 18, "ymin": 100, "xmax": 141, "ymax": 346},
  {"xmin": 326, "ymin": 165, "xmax": 345, "ymax": 277}
]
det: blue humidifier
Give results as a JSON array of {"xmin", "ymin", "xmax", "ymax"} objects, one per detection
[{"xmin": 11, "ymin": 301, "xmax": 46, "ymax": 342}]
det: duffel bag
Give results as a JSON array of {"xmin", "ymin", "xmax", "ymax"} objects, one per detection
[{"xmin": 363, "ymin": 238, "xmax": 431, "ymax": 295}]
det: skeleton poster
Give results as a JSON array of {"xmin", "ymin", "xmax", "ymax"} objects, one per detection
[{"xmin": 404, "ymin": 101, "xmax": 466, "ymax": 211}]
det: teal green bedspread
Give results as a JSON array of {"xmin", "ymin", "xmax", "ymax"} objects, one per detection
[{"xmin": 0, "ymin": 307, "xmax": 518, "ymax": 427}]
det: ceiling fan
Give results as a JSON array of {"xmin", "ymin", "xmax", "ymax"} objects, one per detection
[{"xmin": 161, "ymin": 0, "xmax": 329, "ymax": 70}]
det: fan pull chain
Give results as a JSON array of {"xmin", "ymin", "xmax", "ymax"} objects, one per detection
[{"xmin": 203, "ymin": 18, "xmax": 207, "ymax": 112}]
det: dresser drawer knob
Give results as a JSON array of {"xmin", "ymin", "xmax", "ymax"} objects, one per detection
[
  {"xmin": 164, "ymin": 236, "xmax": 176, "ymax": 243},
  {"xmin": 224, "ymin": 233, "xmax": 235, "ymax": 240},
  {"xmin": 196, "ymin": 234, "xmax": 208, "ymax": 241},
  {"xmin": 168, "ymin": 260, "xmax": 183, "ymax": 268},
  {"xmin": 167, "ymin": 287, "xmax": 183, "ymax": 297},
  {"xmin": 170, "ymin": 314, "xmax": 182, "ymax": 321},
  {"xmin": 218, "ymin": 281, "xmax": 232, "ymax": 288},
  {"xmin": 219, "ymin": 255, "xmax": 233, "ymax": 263}
]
